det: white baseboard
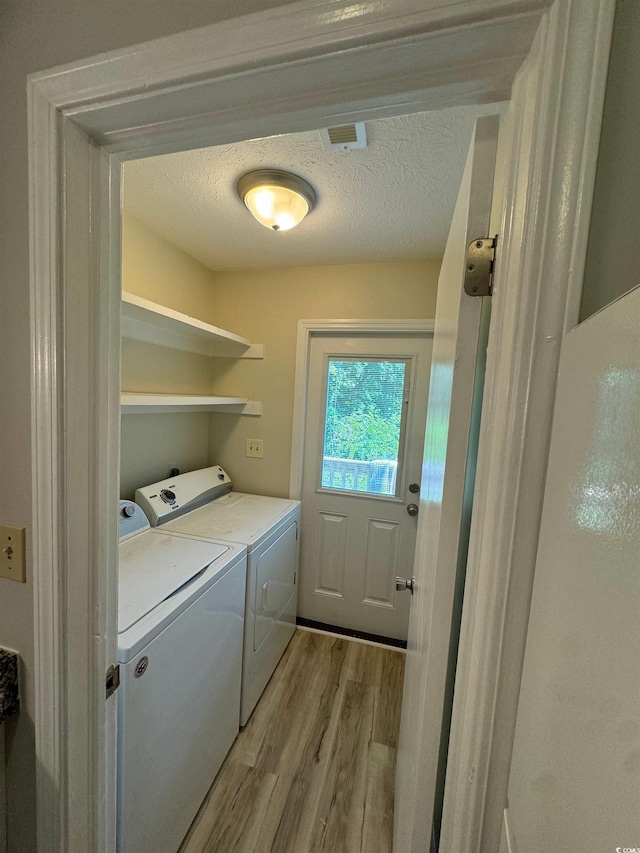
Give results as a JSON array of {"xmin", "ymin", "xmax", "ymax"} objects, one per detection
[{"xmin": 503, "ymin": 807, "xmax": 517, "ymax": 853}]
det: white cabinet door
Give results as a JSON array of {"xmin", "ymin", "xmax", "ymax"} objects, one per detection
[
  {"xmin": 503, "ymin": 285, "xmax": 640, "ymax": 853},
  {"xmin": 299, "ymin": 333, "xmax": 432, "ymax": 640},
  {"xmin": 394, "ymin": 115, "xmax": 499, "ymax": 852}
]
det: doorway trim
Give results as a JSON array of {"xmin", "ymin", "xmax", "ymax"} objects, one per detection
[
  {"xmin": 440, "ymin": 3, "xmax": 615, "ymax": 849},
  {"xmin": 26, "ymin": 1, "xmax": 614, "ymax": 850},
  {"xmin": 289, "ymin": 320, "xmax": 435, "ymax": 501}
]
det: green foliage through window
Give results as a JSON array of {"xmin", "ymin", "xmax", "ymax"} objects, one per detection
[{"xmin": 321, "ymin": 359, "xmax": 406, "ymax": 495}]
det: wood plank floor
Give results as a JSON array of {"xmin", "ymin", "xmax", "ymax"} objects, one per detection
[{"xmin": 180, "ymin": 629, "xmax": 405, "ymax": 853}]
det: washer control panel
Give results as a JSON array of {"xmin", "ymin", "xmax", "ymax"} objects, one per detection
[
  {"xmin": 135, "ymin": 466, "xmax": 232, "ymax": 526},
  {"xmin": 118, "ymin": 500, "xmax": 150, "ymax": 540}
]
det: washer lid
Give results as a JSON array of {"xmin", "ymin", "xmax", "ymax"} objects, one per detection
[{"xmin": 118, "ymin": 530, "xmax": 229, "ymax": 633}]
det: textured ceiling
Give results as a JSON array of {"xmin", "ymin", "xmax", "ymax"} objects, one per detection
[{"xmin": 123, "ymin": 105, "xmax": 503, "ymax": 271}]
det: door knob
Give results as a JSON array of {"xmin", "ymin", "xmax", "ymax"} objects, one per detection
[
  {"xmin": 396, "ymin": 576, "xmax": 416, "ymax": 595},
  {"xmin": 407, "ymin": 503, "xmax": 418, "ymax": 516}
]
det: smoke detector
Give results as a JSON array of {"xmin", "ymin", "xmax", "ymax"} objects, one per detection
[{"xmin": 319, "ymin": 123, "xmax": 367, "ymax": 152}]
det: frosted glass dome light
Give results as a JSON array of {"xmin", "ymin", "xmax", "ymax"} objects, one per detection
[{"xmin": 236, "ymin": 169, "xmax": 316, "ymax": 232}]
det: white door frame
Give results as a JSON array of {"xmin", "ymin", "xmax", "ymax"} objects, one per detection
[
  {"xmin": 440, "ymin": 4, "xmax": 614, "ymax": 849},
  {"xmin": 289, "ymin": 320, "xmax": 435, "ymax": 501},
  {"xmin": 26, "ymin": 1, "xmax": 614, "ymax": 850}
]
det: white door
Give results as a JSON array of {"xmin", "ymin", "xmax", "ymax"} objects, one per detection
[
  {"xmin": 298, "ymin": 332, "xmax": 433, "ymax": 640},
  {"xmin": 394, "ymin": 115, "xmax": 500, "ymax": 851},
  {"xmin": 499, "ymin": 286, "xmax": 640, "ymax": 853}
]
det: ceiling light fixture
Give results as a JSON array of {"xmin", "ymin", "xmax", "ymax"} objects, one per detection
[{"xmin": 236, "ymin": 169, "xmax": 316, "ymax": 232}]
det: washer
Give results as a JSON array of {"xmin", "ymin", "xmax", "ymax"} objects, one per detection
[
  {"xmin": 117, "ymin": 500, "xmax": 247, "ymax": 853},
  {"xmin": 136, "ymin": 466, "xmax": 300, "ymax": 725}
]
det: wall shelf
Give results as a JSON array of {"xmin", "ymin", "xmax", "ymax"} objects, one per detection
[
  {"xmin": 121, "ymin": 394, "xmax": 262, "ymax": 416},
  {"xmin": 121, "ymin": 291, "xmax": 264, "ymax": 358}
]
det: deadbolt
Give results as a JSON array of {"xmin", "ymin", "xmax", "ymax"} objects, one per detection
[
  {"xmin": 407, "ymin": 503, "xmax": 419, "ymax": 517},
  {"xmin": 409, "ymin": 482, "xmax": 420, "ymax": 493}
]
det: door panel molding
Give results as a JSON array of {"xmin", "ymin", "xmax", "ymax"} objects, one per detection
[
  {"xmin": 314, "ymin": 512, "xmax": 349, "ymax": 598},
  {"xmin": 362, "ymin": 519, "xmax": 400, "ymax": 607}
]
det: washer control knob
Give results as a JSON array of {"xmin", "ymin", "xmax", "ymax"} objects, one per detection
[
  {"xmin": 160, "ymin": 489, "xmax": 176, "ymax": 503},
  {"xmin": 218, "ymin": 472, "xmax": 225, "ymax": 480},
  {"xmin": 122, "ymin": 504, "xmax": 135, "ymax": 518}
]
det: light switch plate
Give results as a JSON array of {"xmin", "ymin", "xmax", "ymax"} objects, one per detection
[
  {"xmin": 0, "ymin": 524, "xmax": 26, "ymax": 583},
  {"xmin": 245, "ymin": 438, "xmax": 264, "ymax": 458}
]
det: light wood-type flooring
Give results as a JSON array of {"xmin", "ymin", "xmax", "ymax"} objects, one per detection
[{"xmin": 180, "ymin": 629, "xmax": 405, "ymax": 853}]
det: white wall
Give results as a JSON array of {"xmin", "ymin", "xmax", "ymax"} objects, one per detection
[
  {"xmin": 581, "ymin": 0, "xmax": 640, "ymax": 320},
  {"xmin": 505, "ymin": 286, "xmax": 640, "ymax": 851},
  {"xmin": 0, "ymin": 4, "xmax": 296, "ymax": 849}
]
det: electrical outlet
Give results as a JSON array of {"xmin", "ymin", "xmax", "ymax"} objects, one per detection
[
  {"xmin": 0, "ymin": 523, "xmax": 26, "ymax": 583},
  {"xmin": 245, "ymin": 439, "xmax": 264, "ymax": 458}
]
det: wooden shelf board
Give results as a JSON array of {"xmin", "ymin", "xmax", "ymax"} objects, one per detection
[
  {"xmin": 121, "ymin": 394, "xmax": 262, "ymax": 416},
  {"xmin": 121, "ymin": 292, "xmax": 263, "ymax": 358}
]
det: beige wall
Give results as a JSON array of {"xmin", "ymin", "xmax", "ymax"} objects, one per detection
[
  {"xmin": 120, "ymin": 413, "xmax": 211, "ymax": 500},
  {"xmin": 207, "ymin": 262, "xmax": 440, "ymax": 497},
  {"xmin": 121, "ymin": 215, "xmax": 218, "ymax": 499},
  {"xmin": 122, "ymin": 214, "xmax": 216, "ymax": 318},
  {"xmin": 581, "ymin": 0, "xmax": 640, "ymax": 321},
  {"xmin": 120, "ymin": 216, "xmax": 441, "ymax": 505}
]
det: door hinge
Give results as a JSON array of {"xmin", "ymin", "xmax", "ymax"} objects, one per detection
[
  {"xmin": 106, "ymin": 664, "xmax": 120, "ymax": 699},
  {"xmin": 464, "ymin": 235, "xmax": 498, "ymax": 297}
]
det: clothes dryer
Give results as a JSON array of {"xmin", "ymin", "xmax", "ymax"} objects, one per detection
[{"xmin": 136, "ymin": 466, "xmax": 300, "ymax": 725}]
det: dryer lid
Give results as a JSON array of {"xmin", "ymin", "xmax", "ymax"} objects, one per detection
[
  {"xmin": 118, "ymin": 530, "xmax": 229, "ymax": 633},
  {"xmin": 162, "ymin": 492, "xmax": 300, "ymax": 546}
]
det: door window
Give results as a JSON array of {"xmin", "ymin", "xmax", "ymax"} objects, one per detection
[{"xmin": 320, "ymin": 357, "xmax": 409, "ymax": 497}]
